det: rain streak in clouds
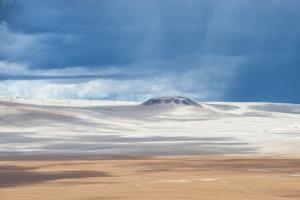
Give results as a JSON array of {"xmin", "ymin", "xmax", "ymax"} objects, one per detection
[{"xmin": 0, "ymin": 0, "xmax": 300, "ymax": 102}]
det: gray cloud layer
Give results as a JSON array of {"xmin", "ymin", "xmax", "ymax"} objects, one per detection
[{"xmin": 0, "ymin": 0, "xmax": 300, "ymax": 102}]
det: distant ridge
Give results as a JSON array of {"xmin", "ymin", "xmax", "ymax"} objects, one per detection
[{"xmin": 142, "ymin": 96, "xmax": 200, "ymax": 106}]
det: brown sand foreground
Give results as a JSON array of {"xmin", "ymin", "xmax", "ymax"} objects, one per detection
[{"xmin": 1, "ymin": 156, "xmax": 300, "ymax": 200}]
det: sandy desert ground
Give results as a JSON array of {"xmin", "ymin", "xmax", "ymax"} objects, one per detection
[
  {"xmin": 1, "ymin": 156, "xmax": 300, "ymax": 200},
  {"xmin": 0, "ymin": 97, "xmax": 300, "ymax": 199}
]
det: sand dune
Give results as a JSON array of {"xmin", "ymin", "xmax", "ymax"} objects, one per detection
[
  {"xmin": 0, "ymin": 97, "xmax": 300, "ymax": 157},
  {"xmin": 1, "ymin": 97, "xmax": 300, "ymax": 199}
]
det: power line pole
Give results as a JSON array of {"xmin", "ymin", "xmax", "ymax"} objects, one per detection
[{"xmin": 16, "ymin": 97, "xmax": 20, "ymax": 104}]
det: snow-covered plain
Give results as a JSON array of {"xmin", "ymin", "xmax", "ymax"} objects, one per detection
[{"xmin": 1, "ymin": 96, "xmax": 300, "ymax": 157}]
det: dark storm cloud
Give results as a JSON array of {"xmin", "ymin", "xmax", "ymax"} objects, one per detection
[
  {"xmin": 0, "ymin": 72, "xmax": 147, "ymax": 81},
  {"xmin": 225, "ymin": 54, "xmax": 300, "ymax": 103},
  {"xmin": 0, "ymin": 0, "xmax": 300, "ymax": 102},
  {"xmin": 0, "ymin": 0, "xmax": 218, "ymax": 68}
]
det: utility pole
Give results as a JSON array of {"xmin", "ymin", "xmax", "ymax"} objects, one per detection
[{"xmin": 16, "ymin": 97, "xmax": 20, "ymax": 104}]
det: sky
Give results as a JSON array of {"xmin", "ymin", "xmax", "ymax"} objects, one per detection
[{"xmin": 0, "ymin": 0, "xmax": 300, "ymax": 102}]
